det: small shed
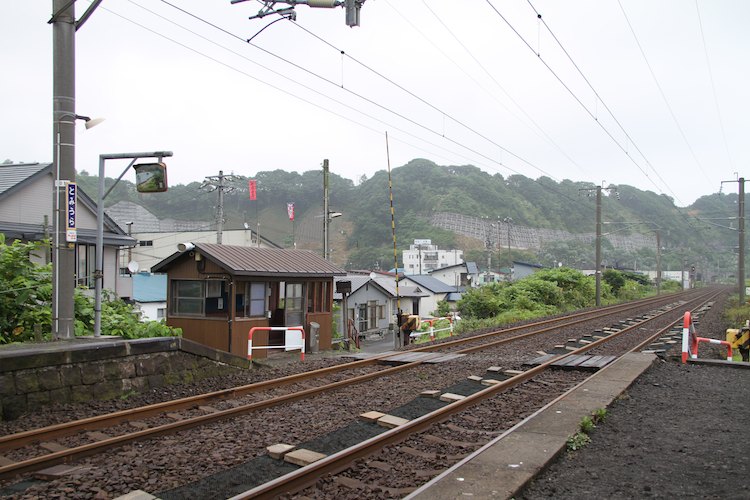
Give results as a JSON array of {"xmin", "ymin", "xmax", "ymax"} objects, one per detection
[{"xmin": 151, "ymin": 243, "xmax": 345, "ymax": 359}]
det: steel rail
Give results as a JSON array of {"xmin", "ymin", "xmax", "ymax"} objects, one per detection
[
  {"xmin": 0, "ymin": 289, "xmax": 713, "ymax": 480},
  {"xmin": 229, "ymin": 289, "xmax": 720, "ymax": 499},
  {"xmin": 0, "ymin": 290, "xmax": 692, "ymax": 452}
]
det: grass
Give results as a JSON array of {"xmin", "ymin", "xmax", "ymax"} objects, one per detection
[{"xmin": 566, "ymin": 408, "xmax": 608, "ymax": 451}]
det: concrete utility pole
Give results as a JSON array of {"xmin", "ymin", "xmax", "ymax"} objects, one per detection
[
  {"xmin": 721, "ymin": 176, "xmax": 746, "ymax": 303},
  {"xmin": 740, "ymin": 178, "xmax": 746, "ymax": 304},
  {"xmin": 503, "ymin": 217, "xmax": 513, "ymax": 281},
  {"xmin": 323, "ymin": 159, "xmax": 330, "ymax": 259},
  {"xmin": 201, "ymin": 171, "xmax": 237, "ymax": 244},
  {"xmin": 52, "ymin": 0, "xmax": 77, "ymax": 339},
  {"xmin": 656, "ymin": 230, "xmax": 662, "ymax": 296},
  {"xmin": 595, "ymin": 186, "xmax": 602, "ymax": 306},
  {"xmin": 51, "ymin": 0, "xmax": 103, "ymax": 338}
]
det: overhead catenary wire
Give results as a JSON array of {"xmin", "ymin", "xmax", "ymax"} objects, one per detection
[
  {"xmin": 695, "ymin": 0, "xmax": 735, "ymax": 172},
  {"xmin": 413, "ymin": 0, "xmax": 591, "ymax": 178},
  {"xmin": 98, "ymin": 1, "xmax": 710, "ymax": 250},
  {"xmin": 513, "ymin": 0, "xmax": 711, "ymax": 242},
  {"xmin": 107, "ymin": 1, "xmax": 498, "ymax": 174},
  {"xmin": 617, "ymin": 0, "xmax": 713, "ymax": 185},
  {"xmin": 116, "ymin": 0, "xmax": 685, "ymax": 230},
  {"xmin": 142, "ymin": 0, "xmax": 595, "ymax": 208},
  {"xmin": 493, "ymin": 0, "xmax": 678, "ymax": 204}
]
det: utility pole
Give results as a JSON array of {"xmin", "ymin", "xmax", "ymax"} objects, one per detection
[
  {"xmin": 201, "ymin": 171, "xmax": 237, "ymax": 244},
  {"xmin": 740, "ymin": 177, "xmax": 746, "ymax": 303},
  {"xmin": 722, "ymin": 176, "xmax": 746, "ymax": 303},
  {"xmin": 323, "ymin": 159, "xmax": 329, "ymax": 260},
  {"xmin": 503, "ymin": 217, "xmax": 513, "ymax": 280},
  {"xmin": 580, "ymin": 183, "xmax": 617, "ymax": 307},
  {"xmin": 595, "ymin": 186, "xmax": 602, "ymax": 306},
  {"xmin": 52, "ymin": 0, "xmax": 77, "ymax": 339},
  {"xmin": 656, "ymin": 230, "xmax": 661, "ymax": 296}
]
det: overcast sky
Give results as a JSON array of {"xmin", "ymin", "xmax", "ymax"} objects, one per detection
[{"xmin": 3, "ymin": 1, "xmax": 748, "ymax": 206}]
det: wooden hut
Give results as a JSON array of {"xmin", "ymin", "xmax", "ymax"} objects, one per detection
[{"xmin": 151, "ymin": 243, "xmax": 345, "ymax": 359}]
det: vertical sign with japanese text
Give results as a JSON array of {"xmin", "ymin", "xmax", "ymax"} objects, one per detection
[
  {"xmin": 66, "ymin": 182, "xmax": 77, "ymax": 243},
  {"xmin": 249, "ymin": 179, "xmax": 257, "ymax": 200}
]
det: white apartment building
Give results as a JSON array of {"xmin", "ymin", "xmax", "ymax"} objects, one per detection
[{"xmin": 402, "ymin": 239, "xmax": 463, "ymax": 275}]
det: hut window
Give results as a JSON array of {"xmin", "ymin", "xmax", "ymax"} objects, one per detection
[
  {"xmin": 76, "ymin": 244, "xmax": 96, "ymax": 288},
  {"xmin": 244, "ymin": 282, "xmax": 267, "ymax": 317},
  {"xmin": 172, "ymin": 280, "xmax": 204, "ymax": 316}
]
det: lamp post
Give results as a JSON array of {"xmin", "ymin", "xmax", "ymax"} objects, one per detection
[
  {"xmin": 52, "ymin": 115, "xmax": 103, "ymax": 339},
  {"xmin": 95, "ymin": 151, "xmax": 172, "ymax": 337},
  {"xmin": 324, "ymin": 211, "xmax": 343, "ymax": 261},
  {"xmin": 51, "ymin": 0, "xmax": 105, "ymax": 338}
]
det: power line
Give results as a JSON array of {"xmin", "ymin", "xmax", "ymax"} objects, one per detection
[
  {"xmin": 507, "ymin": 0, "xmax": 679, "ymax": 203},
  {"xmin": 414, "ymin": 0, "xmax": 591, "ymax": 179},
  {"xmin": 617, "ymin": 0, "xmax": 712, "ymax": 185},
  {"xmin": 695, "ymin": 0, "xmax": 735, "ymax": 171},
  {"xmin": 144, "ymin": 0, "xmax": 596, "ymax": 206},
  {"xmin": 497, "ymin": 1, "xmax": 710, "ymax": 243}
]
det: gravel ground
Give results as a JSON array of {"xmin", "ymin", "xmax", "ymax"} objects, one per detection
[
  {"xmin": 2, "ymin": 291, "xmax": 742, "ymax": 499},
  {"xmin": 521, "ymin": 291, "xmax": 750, "ymax": 500}
]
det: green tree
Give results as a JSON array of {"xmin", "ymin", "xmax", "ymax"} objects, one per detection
[
  {"xmin": 0, "ymin": 236, "xmax": 51, "ymax": 342},
  {"xmin": 0, "ymin": 235, "xmax": 180, "ymax": 343}
]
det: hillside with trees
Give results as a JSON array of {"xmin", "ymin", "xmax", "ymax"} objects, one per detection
[{"xmin": 76, "ymin": 159, "xmax": 743, "ymax": 280}]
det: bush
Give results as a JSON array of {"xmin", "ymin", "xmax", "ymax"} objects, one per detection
[{"xmin": 0, "ymin": 235, "xmax": 179, "ymax": 342}]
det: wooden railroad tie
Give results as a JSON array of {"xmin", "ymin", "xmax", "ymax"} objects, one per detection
[{"xmin": 524, "ymin": 354, "xmax": 616, "ymax": 371}]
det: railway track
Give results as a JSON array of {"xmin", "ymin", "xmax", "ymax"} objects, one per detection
[
  {"xmin": 223, "ymin": 288, "xmax": 721, "ymax": 499},
  {"xmin": 0, "ymin": 288, "xmax": 721, "ymax": 497}
]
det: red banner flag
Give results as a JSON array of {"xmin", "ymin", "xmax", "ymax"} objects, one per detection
[
  {"xmin": 287, "ymin": 202, "xmax": 295, "ymax": 221},
  {"xmin": 248, "ymin": 179, "xmax": 257, "ymax": 200}
]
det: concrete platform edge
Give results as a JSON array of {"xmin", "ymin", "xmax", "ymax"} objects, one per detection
[{"xmin": 405, "ymin": 352, "xmax": 657, "ymax": 500}]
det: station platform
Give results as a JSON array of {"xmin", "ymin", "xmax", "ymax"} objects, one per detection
[{"xmin": 406, "ymin": 351, "xmax": 657, "ymax": 499}]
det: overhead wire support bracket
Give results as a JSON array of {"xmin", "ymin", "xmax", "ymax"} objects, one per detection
[{"xmin": 230, "ymin": 0, "xmax": 362, "ymax": 27}]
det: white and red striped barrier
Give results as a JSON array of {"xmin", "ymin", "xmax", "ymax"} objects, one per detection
[
  {"xmin": 681, "ymin": 311, "xmax": 732, "ymax": 363},
  {"xmin": 248, "ymin": 326, "xmax": 306, "ymax": 362},
  {"xmin": 410, "ymin": 316, "xmax": 455, "ymax": 342}
]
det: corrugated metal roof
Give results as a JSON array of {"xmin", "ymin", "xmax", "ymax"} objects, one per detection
[
  {"xmin": 154, "ymin": 243, "xmax": 345, "ymax": 277},
  {"xmin": 402, "ymin": 275, "xmax": 459, "ymax": 293},
  {"xmin": 0, "ymin": 163, "xmax": 52, "ymax": 200}
]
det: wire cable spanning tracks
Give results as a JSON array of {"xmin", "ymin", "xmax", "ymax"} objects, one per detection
[{"xmin": 0, "ymin": 289, "xmax": 717, "ymax": 482}]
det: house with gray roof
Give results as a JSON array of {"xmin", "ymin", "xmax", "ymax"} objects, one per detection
[
  {"xmin": 428, "ymin": 261, "xmax": 480, "ymax": 289},
  {"xmin": 398, "ymin": 274, "xmax": 463, "ymax": 316},
  {"xmin": 333, "ymin": 274, "xmax": 427, "ymax": 340},
  {"xmin": 106, "ymin": 201, "xmax": 280, "ymax": 273},
  {"xmin": 0, "ymin": 162, "xmax": 135, "ymax": 299}
]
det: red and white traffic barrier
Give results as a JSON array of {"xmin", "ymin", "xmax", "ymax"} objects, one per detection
[
  {"xmin": 410, "ymin": 316, "xmax": 455, "ymax": 342},
  {"xmin": 248, "ymin": 326, "xmax": 306, "ymax": 362},
  {"xmin": 681, "ymin": 311, "xmax": 733, "ymax": 362}
]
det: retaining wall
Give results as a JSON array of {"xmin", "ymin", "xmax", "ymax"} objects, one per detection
[{"xmin": 0, "ymin": 337, "xmax": 250, "ymax": 420}]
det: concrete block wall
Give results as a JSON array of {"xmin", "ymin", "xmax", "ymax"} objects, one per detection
[{"xmin": 0, "ymin": 337, "xmax": 250, "ymax": 420}]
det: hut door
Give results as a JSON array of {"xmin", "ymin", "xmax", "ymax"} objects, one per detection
[{"xmin": 285, "ymin": 282, "xmax": 304, "ymax": 327}]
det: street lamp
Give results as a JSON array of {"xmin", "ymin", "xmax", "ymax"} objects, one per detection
[
  {"xmin": 94, "ymin": 151, "xmax": 172, "ymax": 337},
  {"xmin": 52, "ymin": 113, "xmax": 104, "ymax": 339},
  {"xmin": 324, "ymin": 211, "xmax": 343, "ymax": 261}
]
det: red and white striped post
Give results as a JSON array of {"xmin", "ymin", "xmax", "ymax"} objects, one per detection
[
  {"xmin": 248, "ymin": 326, "xmax": 306, "ymax": 362},
  {"xmin": 681, "ymin": 311, "xmax": 694, "ymax": 364},
  {"xmin": 682, "ymin": 311, "xmax": 734, "ymax": 362}
]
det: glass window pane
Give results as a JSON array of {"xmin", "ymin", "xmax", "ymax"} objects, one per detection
[{"xmin": 178, "ymin": 281, "xmax": 203, "ymax": 298}]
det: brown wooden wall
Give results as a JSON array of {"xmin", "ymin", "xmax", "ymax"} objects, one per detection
[
  {"xmin": 169, "ymin": 317, "xmax": 230, "ymax": 352},
  {"xmin": 234, "ymin": 318, "xmax": 270, "ymax": 359},
  {"xmin": 307, "ymin": 312, "xmax": 333, "ymax": 351}
]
